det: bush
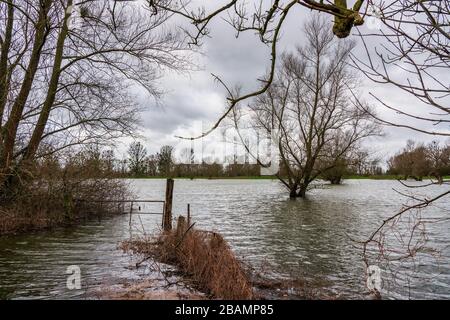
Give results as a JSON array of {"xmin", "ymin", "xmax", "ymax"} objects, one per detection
[{"xmin": 0, "ymin": 149, "xmax": 129, "ymax": 235}]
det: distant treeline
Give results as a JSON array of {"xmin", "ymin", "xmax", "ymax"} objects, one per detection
[
  {"xmin": 36, "ymin": 140, "xmax": 450, "ymax": 182},
  {"xmin": 65, "ymin": 142, "xmax": 382, "ymax": 180},
  {"xmin": 116, "ymin": 142, "xmax": 262, "ymax": 178},
  {"xmin": 387, "ymin": 140, "xmax": 450, "ymax": 182}
]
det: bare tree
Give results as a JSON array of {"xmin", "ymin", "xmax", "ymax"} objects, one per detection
[
  {"xmin": 233, "ymin": 16, "xmax": 380, "ymax": 198},
  {"xmin": 426, "ymin": 140, "xmax": 450, "ymax": 183},
  {"xmin": 0, "ymin": 0, "xmax": 190, "ymax": 197},
  {"xmin": 101, "ymin": 149, "xmax": 115, "ymax": 175},
  {"xmin": 318, "ymin": 135, "xmax": 355, "ymax": 185},
  {"xmin": 145, "ymin": 154, "xmax": 159, "ymax": 176},
  {"xmin": 157, "ymin": 145, "xmax": 174, "ymax": 176},
  {"xmin": 128, "ymin": 141, "xmax": 148, "ymax": 176},
  {"xmin": 388, "ymin": 140, "xmax": 450, "ymax": 182}
]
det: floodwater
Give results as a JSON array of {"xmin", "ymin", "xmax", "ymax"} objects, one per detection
[{"xmin": 0, "ymin": 179, "xmax": 449, "ymax": 299}]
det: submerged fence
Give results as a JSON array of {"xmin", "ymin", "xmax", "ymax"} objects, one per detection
[{"xmin": 79, "ymin": 179, "xmax": 181, "ymax": 231}]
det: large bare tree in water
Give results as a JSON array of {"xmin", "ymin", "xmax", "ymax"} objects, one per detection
[
  {"xmin": 0, "ymin": 0, "xmax": 189, "ymax": 198},
  {"xmin": 234, "ymin": 16, "xmax": 379, "ymax": 198}
]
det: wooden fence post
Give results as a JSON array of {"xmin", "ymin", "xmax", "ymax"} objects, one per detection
[
  {"xmin": 129, "ymin": 201, "xmax": 133, "ymax": 227},
  {"xmin": 176, "ymin": 215, "xmax": 186, "ymax": 239},
  {"xmin": 187, "ymin": 204, "xmax": 191, "ymax": 226},
  {"xmin": 163, "ymin": 178, "xmax": 174, "ymax": 231}
]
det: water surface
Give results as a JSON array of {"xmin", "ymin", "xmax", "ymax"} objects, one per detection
[{"xmin": 0, "ymin": 179, "xmax": 448, "ymax": 299}]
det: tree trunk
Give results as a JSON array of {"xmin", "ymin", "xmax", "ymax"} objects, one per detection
[
  {"xmin": 288, "ymin": 183, "xmax": 308, "ymax": 198},
  {"xmin": 0, "ymin": 1, "xmax": 14, "ymax": 125},
  {"xmin": 0, "ymin": 1, "xmax": 51, "ymax": 191},
  {"xmin": 23, "ymin": 0, "xmax": 73, "ymax": 162},
  {"xmin": 298, "ymin": 184, "xmax": 307, "ymax": 198},
  {"xmin": 288, "ymin": 182, "xmax": 299, "ymax": 199},
  {"xmin": 330, "ymin": 176, "xmax": 342, "ymax": 185},
  {"xmin": 289, "ymin": 188, "xmax": 297, "ymax": 199}
]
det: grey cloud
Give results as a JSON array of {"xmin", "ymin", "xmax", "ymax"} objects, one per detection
[{"xmin": 129, "ymin": 4, "xmax": 447, "ymax": 160}]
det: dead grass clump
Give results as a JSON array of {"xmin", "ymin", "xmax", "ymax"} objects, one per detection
[{"xmin": 121, "ymin": 221, "xmax": 253, "ymax": 300}]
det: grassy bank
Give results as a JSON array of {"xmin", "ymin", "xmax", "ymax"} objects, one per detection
[
  {"xmin": 343, "ymin": 174, "xmax": 402, "ymax": 180},
  {"xmin": 128, "ymin": 175, "xmax": 450, "ymax": 181},
  {"xmin": 343, "ymin": 175, "xmax": 450, "ymax": 180},
  {"xmin": 128, "ymin": 175, "xmax": 278, "ymax": 180}
]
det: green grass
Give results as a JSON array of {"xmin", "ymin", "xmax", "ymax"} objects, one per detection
[
  {"xmin": 344, "ymin": 175, "xmax": 450, "ymax": 180},
  {"xmin": 343, "ymin": 175, "xmax": 402, "ymax": 180},
  {"xmin": 128, "ymin": 175, "xmax": 278, "ymax": 180},
  {"xmin": 127, "ymin": 175, "xmax": 450, "ymax": 181}
]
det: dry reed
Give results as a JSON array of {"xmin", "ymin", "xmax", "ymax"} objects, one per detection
[{"xmin": 122, "ymin": 221, "xmax": 253, "ymax": 299}]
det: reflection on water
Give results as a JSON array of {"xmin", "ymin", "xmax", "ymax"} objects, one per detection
[{"xmin": 0, "ymin": 179, "xmax": 449, "ymax": 299}]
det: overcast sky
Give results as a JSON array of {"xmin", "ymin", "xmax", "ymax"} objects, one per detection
[{"xmin": 121, "ymin": 1, "xmax": 449, "ymax": 165}]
